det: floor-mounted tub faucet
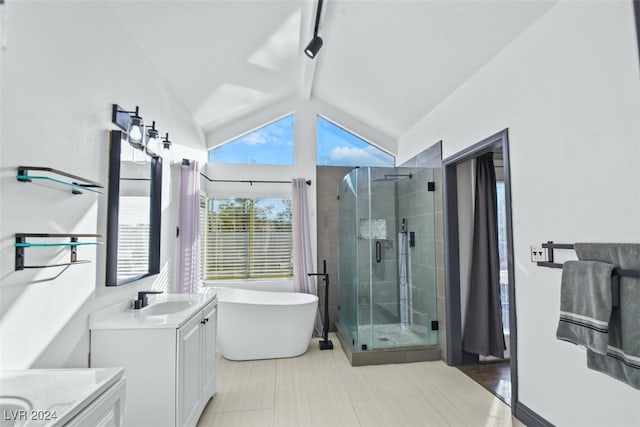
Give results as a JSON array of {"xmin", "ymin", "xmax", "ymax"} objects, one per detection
[{"xmin": 308, "ymin": 259, "xmax": 333, "ymax": 350}]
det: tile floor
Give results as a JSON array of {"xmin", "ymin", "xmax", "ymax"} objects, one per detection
[{"xmin": 197, "ymin": 334, "xmax": 525, "ymax": 427}]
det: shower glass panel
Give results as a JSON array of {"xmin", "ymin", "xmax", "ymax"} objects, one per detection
[
  {"xmin": 338, "ymin": 170, "xmax": 358, "ymax": 343},
  {"xmin": 338, "ymin": 166, "xmax": 438, "ymax": 351},
  {"xmin": 356, "ymin": 167, "xmax": 373, "ymax": 350}
]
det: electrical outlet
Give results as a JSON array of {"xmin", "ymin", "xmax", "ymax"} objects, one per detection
[{"xmin": 530, "ymin": 244, "xmax": 547, "ymax": 262}]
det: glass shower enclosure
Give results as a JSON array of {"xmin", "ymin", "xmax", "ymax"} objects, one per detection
[{"xmin": 338, "ymin": 167, "xmax": 438, "ymax": 351}]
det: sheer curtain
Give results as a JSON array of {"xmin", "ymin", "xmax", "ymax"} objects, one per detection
[
  {"xmin": 462, "ymin": 152, "xmax": 506, "ymax": 358},
  {"xmin": 176, "ymin": 161, "xmax": 200, "ymax": 294},
  {"xmin": 292, "ymin": 178, "xmax": 322, "ymax": 336}
]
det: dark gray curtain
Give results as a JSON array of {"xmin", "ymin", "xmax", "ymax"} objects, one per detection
[{"xmin": 462, "ymin": 152, "xmax": 506, "ymax": 358}]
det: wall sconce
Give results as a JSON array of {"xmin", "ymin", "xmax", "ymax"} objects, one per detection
[
  {"xmin": 112, "ymin": 104, "xmax": 173, "ymax": 155},
  {"xmin": 111, "ymin": 104, "xmax": 145, "ymax": 150},
  {"xmin": 146, "ymin": 121, "xmax": 160, "ymax": 155},
  {"xmin": 127, "ymin": 107, "xmax": 145, "ymax": 149},
  {"xmin": 162, "ymin": 133, "xmax": 172, "ymax": 150}
]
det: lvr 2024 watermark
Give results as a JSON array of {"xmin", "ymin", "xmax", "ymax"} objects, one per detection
[{"xmin": 3, "ymin": 409, "xmax": 58, "ymax": 422}]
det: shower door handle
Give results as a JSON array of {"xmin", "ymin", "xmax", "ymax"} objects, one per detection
[{"xmin": 375, "ymin": 240, "xmax": 382, "ymax": 263}]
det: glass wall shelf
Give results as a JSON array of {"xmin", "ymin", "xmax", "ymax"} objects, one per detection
[
  {"xmin": 15, "ymin": 233, "xmax": 103, "ymax": 271},
  {"xmin": 17, "ymin": 166, "xmax": 103, "ymax": 195}
]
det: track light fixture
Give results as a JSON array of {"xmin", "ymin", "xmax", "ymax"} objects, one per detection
[
  {"xmin": 305, "ymin": 35, "xmax": 323, "ymax": 59},
  {"xmin": 304, "ymin": 0, "xmax": 324, "ymax": 59}
]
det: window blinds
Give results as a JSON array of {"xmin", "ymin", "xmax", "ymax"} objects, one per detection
[
  {"xmin": 202, "ymin": 198, "xmax": 293, "ymax": 280},
  {"xmin": 117, "ymin": 196, "xmax": 151, "ymax": 280}
]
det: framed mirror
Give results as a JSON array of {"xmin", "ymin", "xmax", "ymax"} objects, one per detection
[{"xmin": 106, "ymin": 130, "xmax": 162, "ymax": 286}]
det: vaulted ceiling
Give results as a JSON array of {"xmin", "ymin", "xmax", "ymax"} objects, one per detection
[{"xmin": 108, "ymin": 0, "xmax": 556, "ymax": 146}]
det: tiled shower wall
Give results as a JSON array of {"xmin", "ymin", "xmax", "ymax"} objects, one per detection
[{"xmin": 316, "ymin": 166, "xmax": 353, "ymax": 331}]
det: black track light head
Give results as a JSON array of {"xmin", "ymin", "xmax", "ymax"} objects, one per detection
[{"xmin": 304, "ymin": 35, "xmax": 323, "ymax": 59}]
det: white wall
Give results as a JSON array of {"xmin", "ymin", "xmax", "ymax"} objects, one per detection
[
  {"xmin": 398, "ymin": 1, "xmax": 640, "ymax": 425},
  {"xmin": 0, "ymin": 2, "xmax": 205, "ymax": 369}
]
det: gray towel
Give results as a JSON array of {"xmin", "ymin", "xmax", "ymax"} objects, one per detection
[
  {"xmin": 575, "ymin": 243, "xmax": 640, "ymax": 390},
  {"xmin": 556, "ymin": 260, "xmax": 616, "ymax": 354}
]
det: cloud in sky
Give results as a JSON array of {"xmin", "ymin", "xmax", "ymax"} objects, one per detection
[
  {"xmin": 235, "ymin": 114, "xmax": 294, "ymax": 147},
  {"xmin": 327, "ymin": 145, "xmax": 394, "ymax": 167},
  {"xmin": 316, "ymin": 116, "xmax": 394, "ymax": 167},
  {"xmin": 241, "ymin": 132, "xmax": 267, "ymax": 145},
  {"xmin": 209, "ymin": 114, "xmax": 294, "ymax": 165}
]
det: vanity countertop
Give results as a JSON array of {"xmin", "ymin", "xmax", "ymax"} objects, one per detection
[
  {"xmin": 89, "ymin": 291, "xmax": 217, "ymax": 330},
  {"xmin": 0, "ymin": 367, "xmax": 124, "ymax": 427}
]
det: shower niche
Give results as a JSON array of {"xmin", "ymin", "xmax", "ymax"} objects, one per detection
[{"xmin": 337, "ymin": 166, "xmax": 440, "ymax": 365}]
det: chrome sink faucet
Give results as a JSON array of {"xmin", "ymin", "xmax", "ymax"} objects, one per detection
[{"xmin": 134, "ymin": 291, "xmax": 163, "ymax": 309}]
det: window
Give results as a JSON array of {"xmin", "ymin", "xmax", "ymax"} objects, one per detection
[
  {"xmin": 199, "ymin": 194, "xmax": 207, "ymax": 284},
  {"xmin": 317, "ymin": 116, "xmax": 394, "ymax": 167},
  {"xmin": 496, "ymin": 181, "xmax": 509, "ymax": 334},
  {"xmin": 208, "ymin": 114, "xmax": 294, "ymax": 165},
  {"xmin": 201, "ymin": 197, "xmax": 293, "ymax": 280}
]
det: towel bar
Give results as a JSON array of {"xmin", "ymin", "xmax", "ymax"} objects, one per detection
[{"xmin": 537, "ymin": 242, "xmax": 640, "ymax": 278}]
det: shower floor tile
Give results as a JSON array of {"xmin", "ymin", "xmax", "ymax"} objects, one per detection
[{"xmin": 357, "ymin": 323, "xmax": 435, "ymax": 349}]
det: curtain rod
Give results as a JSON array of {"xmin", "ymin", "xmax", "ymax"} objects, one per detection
[
  {"xmin": 199, "ymin": 172, "xmax": 311, "ymax": 186},
  {"xmin": 180, "ymin": 160, "xmax": 312, "ymax": 186}
]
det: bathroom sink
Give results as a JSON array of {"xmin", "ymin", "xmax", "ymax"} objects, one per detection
[
  {"xmin": 91, "ymin": 292, "xmax": 216, "ymax": 330},
  {"xmin": 0, "ymin": 397, "xmax": 32, "ymax": 427},
  {"xmin": 142, "ymin": 300, "xmax": 194, "ymax": 316}
]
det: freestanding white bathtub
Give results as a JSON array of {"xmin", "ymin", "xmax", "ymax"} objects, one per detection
[{"xmin": 209, "ymin": 287, "xmax": 318, "ymax": 361}]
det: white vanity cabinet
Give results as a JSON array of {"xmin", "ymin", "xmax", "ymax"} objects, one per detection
[
  {"xmin": 90, "ymin": 294, "xmax": 217, "ymax": 427},
  {"xmin": 65, "ymin": 375, "xmax": 126, "ymax": 427},
  {"xmin": 0, "ymin": 368, "xmax": 125, "ymax": 427},
  {"xmin": 177, "ymin": 301, "xmax": 217, "ymax": 427}
]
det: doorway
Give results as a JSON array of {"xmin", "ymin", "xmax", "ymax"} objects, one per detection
[{"xmin": 442, "ymin": 129, "xmax": 518, "ymax": 410}]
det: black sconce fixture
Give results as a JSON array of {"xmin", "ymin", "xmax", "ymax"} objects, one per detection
[
  {"xmin": 162, "ymin": 133, "xmax": 172, "ymax": 150},
  {"xmin": 146, "ymin": 121, "xmax": 160, "ymax": 155},
  {"xmin": 112, "ymin": 104, "xmax": 172, "ymax": 153},
  {"xmin": 127, "ymin": 107, "xmax": 144, "ymax": 149},
  {"xmin": 304, "ymin": 0, "xmax": 324, "ymax": 59},
  {"xmin": 112, "ymin": 104, "xmax": 145, "ymax": 150}
]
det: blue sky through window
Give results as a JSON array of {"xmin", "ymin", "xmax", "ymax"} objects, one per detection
[
  {"xmin": 317, "ymin": 116, "xmax": 394, "ymax": 167},
  {"xmin": 207, "ymin": 113, "xmax": 394, "ymax": 167},
  {"xmin": 208, "ymin": 114, "xmax": 294, "ymax": 165}
]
